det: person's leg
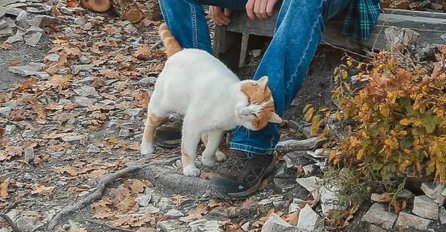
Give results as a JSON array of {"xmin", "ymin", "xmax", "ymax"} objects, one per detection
[
  {"xmin": 212, "ymin": 0, "xmax": 351, "ymax": 198},
  {"xmin": 158, "ymin": 0, "xmax": 247, "ymax": 53},
  {"xmin": 230, "ymin": 0, "xmax": 351, "ymax": 155}
]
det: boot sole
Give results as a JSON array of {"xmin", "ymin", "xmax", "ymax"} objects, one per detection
[{"xmin": 211, "ymin": 163, "xmax": 275, "ymax": 200}]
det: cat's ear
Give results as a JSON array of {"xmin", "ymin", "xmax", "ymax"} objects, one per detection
[
  {"xmin": 268, "ymin": 112, "xmax": 283, "ymax": 124},
  {"xmin": 257, "ymin": 76, "xmax": 269, "ymax": 90}
]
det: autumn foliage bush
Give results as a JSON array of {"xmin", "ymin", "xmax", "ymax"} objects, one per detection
[{"xmin": 308, "ymin": 45, "xmax": 446, "ymax": 191}]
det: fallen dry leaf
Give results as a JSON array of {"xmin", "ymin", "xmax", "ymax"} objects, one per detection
[
  {"xmin": 124, "ymin": 179, "xmax": 147, "ymax": 194},
  {"xmin": 30, "ymin": 184, "xmax": 55, "ymax": 195},
  {"xmin": 91, "ymin": 196, "xmax": 114, "ymax": 219},
  {"xmin": 371, "ymin": 192, "xmax": 393, "ymax": 203},
  {"xmin": 0, "ymin": 146, "xmax": 23, "ymax": 162},
  {"xmin": 65, "ymin": 46, "xmax": 81, "ymax": 58},
  {"xmin": 134, "ymin": 45, "xmax": 151, "ymax": 60},
  {"xmin": 15, "ymin": 78, "xmax": 38, "ymax": 92},
  {"xmin": 285, "ymin": 212, "xmax": 299, "ymax": 226},
  {"xmin": 0, "ymin": 128, "xmax": 4, "ymax": 136},
  {"xmin": 66, "ymin": 0, "xmax": 79, "ymax": 8},
  {"xmin": 0, "ymin": 42, "xmax": 12, "ymax": 50},
  {"xmin": 112, "ymin": 212, "xmax": 154, "ymax": 228},
  {"xmin": 111, "ymin": 187, "xmax": 137, "ymax": 213},
  {"xmin": 0, "ymin": 178, "xmax": 11, "ymax": 200},
  {"xmin": 179, "ymin": 204, "xmax": 208, "ymax": 223}
]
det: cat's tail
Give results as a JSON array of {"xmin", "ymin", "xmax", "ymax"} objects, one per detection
[{"xmin": 159, "ymin": 23, "xmax": 182, "ymax": 57}]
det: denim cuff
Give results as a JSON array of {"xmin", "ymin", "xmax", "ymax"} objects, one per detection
[{"xmin": 230, "ymin": 142, "xmax": 275, "ymax": 156}]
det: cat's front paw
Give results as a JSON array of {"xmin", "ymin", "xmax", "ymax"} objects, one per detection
[
  {"xmin": 201, "ymin": 156, "xmax": 216, "ymax": 167},
  {"xmin": 183, "ymin": 165, "xmax": 200, "ymax": 176},
  {"xmin": 215, "ymin": 150, "xmax": 226, "ymax": 161},
  {"xmin": 140, "ymin": 141, "xmax": 154, "ymax": 155}
]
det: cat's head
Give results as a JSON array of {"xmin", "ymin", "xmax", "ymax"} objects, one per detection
[{"xmin": 236, "ymin": 76, "xmax": 282, "ymax": 130}]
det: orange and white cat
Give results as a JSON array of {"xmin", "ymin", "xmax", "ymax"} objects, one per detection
[{"xmin": 141, "ymin": 24, "xmax": 282, "ymax": 176}]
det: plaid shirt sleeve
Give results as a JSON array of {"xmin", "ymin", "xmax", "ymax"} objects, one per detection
[{"xmin": 341, "ymin": 0, "xmax": 381, "ymax": 41}]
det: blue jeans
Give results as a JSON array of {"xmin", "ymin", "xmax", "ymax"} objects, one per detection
[{"xmin": 159, "ymin": 0, "xmax": 351, "ymax": 155}]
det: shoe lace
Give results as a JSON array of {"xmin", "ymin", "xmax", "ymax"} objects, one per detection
[{"xmin": 221, "ymin": 152, "xmax": 254, "ymax": 174}]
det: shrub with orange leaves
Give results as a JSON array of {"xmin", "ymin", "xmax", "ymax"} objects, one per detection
[{"xmin": 308, "ymin": 45, "xmax": 446, "ymax": 185}]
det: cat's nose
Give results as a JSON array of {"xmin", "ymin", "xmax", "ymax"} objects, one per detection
[{"xmin": 241, "ymin": 109, "xmax": 250, "ymax": 116}]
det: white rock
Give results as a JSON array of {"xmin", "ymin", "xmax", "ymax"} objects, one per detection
[
  {"xmin": 74, "ymin": 17, "xmax": 85, "ymax": 26},
  {"xmin": 241, "ymin": 222, "xmax": 250, "ymax": 231},
  {"xmin": 62, "ymin": 135, "xmax": 83, "ymax": 142},
  {"xmin": 44, "ymin": 54, "xmax": 60, "ymax": 62},
  {"xmin": 137, "ymin": 76, "xmax": 157, "ymax": 86},
  {"xmin": 24, "ymin": 147, "xmax": 34, "ymax": 162},
  {"xmin": 302, "ymin": 164, "xmax": 315, "ymax": 175},
  {"xmin": 320, "ymin": 185, "xmax": 342, "ymax": 216},
  {"xmin": 74, "ymin": 86, "xmax": 99, "ymax": 97},
  {"xmin": 362, "ymin": 203, "xmax": 397, "ymax": 230},
  {"xmin": 369, "ymin": 224, "xmax": 387, "ymax": 232},
  {"xmin": 296, "ymin": 204, "xmax": 322, "ymax": 232},
  {"xmin": 6, "ymin": 29, "xmax": 24, "ymax": 43},
  {"xmin": 124, "ymin": 108, "xmax": 143, "ymax": 117},
  {"xmin": 396, "ymin": 212, "xmax": 431, "ymax": 230},
  {"xmin": 35, "ymin": 72, "xmax": 50, "ymax": 80},
  {"xmin": 189, "ymin": 219, "xmax": 223, "ymax": 232},
  {"xmin": 296, "ymin": 176, "xmax": 321, "ymax": 199},
  {"xmin": 276, "ymin": 137, "xmax": 324, "ymax": 152},
  {"xmin": 5, "ymin": 125, "xmax": 16, "ymax": 135},
  {"xmin": 79, "ymin": 55, "xmax": 91, "ymax": 64},
  {"xmin": 24, "ymin": 32, "xmax": 42, "ymax": 47},
  {"xmin": 86, "ymin": 144, "xmax": 100, "ymax": 153},
  {"xmin": 306, "ymin": 148, "xmax": 331, "ymax": 159},
  {"xmin": 136, "ymin": 194, "xmax": 152, "ymax": 207},
  {"xmin": 261, "ymin": 213, "xmax": 294, "ymax": 232},
  {"xmin": 8, "ymin": 62, "xmax": 45, "ymax": 76},
  {"xmin": 165, "ymin": 209, "xmax": 184, "ymax": 219},
  {"xmin": 156, "ymin": 197, "xmax": 173, "ymax": 211},
  {"xmin": 412, "ymin": 195, "xmax": 439, "ymax": 220},
  {"xmin": 421, "ymin": 182, "xmax": 445, "ymax": 204},
  {"xmin": 440, "ymin": 206, "xmax": 446, "ymax": 224},
  {"xmin": 74, "ymin": 97, "xmax": 96, "ymax": 107},
  {"xmin": 124, "ymin": 24, "xmax": 137, "ymax": 34},
  {"xmin": 0, "ymin": 106, "xmax": 11, "ymax": 117},
  {"xmin": 288, "ymin": 198, "xmax": 304, "ymax": 213},
  {"xmin": 157, "ymin": 220, "xmax": 187, "ymax": 232},
  {"xmin": 118, "ymin": 129, "xmax": 130, "ymax": 137}
]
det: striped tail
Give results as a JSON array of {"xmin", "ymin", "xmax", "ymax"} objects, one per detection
[{"xmin": 159, "ymin": 23, "xmax": 182, "ymax": 57}]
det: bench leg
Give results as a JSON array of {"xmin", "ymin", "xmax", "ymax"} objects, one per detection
[
  {"xmin": 213, "ymin": 26, "xmax": 242, "ymax": 73},
  {"xmin": 239, "ymin": 33, "xmax": 250, "ymax": 68}
]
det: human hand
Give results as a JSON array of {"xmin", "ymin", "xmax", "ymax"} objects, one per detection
[
  {"xmin": 209, "ymin": 6, "xmax": 232, "ymax": 26},
  {"xmin": 245, "ymin": 0, "xmax": 278, "ymax": 20}
]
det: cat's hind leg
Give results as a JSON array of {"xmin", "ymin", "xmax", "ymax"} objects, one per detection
[
  {"xmin": 201, "ymin": 130, "xmax": 224, "ymax": 167},
  {"xmin": 141, "ymin": 110, "xmax": 166, "ymax": 155}
]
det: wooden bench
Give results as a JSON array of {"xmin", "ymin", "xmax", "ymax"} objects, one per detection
[{"xmin": 213, "ymin": 9, "xmax": 446, "ymax": 70}]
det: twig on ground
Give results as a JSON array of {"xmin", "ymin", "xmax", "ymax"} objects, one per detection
[
  {"xmin": 0, "ymin": 213, "xmax": 21, "ymax": 232},
  {"xmin": 84, "ymin": 219, "xmax": 135, "ymax": 232},
  {"xmin": 324, "ymin": 42, "xmax": 372, "ymax": 60},
  {"xmin": 47, "ymin": 155, "xmax": 164, "ymax": 231},
  {"xmin": 151, "ymin": 39, "xmax": 163, "ymax": 49}
]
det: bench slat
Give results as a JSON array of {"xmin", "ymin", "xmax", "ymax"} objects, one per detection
[{"xmin": 224, "ymin": 10, "xmax": 446, "ymax": 50}]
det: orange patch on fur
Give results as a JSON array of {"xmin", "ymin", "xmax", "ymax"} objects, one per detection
[
  {"xmin": 240, "ymin": 81, "xmax": 277, "ymax": 130},
  {"xmin": 181, "ymin": 147, "xmax": 193, "ymax": 167},
  {"xmin": 143, "ymin": 114, "xmax": 163, "ymax": 144},
  {"xmin": 159, "ymin": 23, "xmax": 182, "ymax": 57}
]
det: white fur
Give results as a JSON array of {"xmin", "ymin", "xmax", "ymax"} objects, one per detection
[{"xmin": 141, "ymin": 49, "xmax": 267, "ymax": 176}]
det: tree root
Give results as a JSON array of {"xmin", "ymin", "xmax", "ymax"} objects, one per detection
[
  {"xmin": 0, "ymin": 213, "xmax": 21, "ymax": 232},
  {"xmin": 47, "ymin": 157, "xmax": 154, "ymax": 231},
  {"xmin": 136, "ymin": 166, "xmax": 210, "ymax": 195}
]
